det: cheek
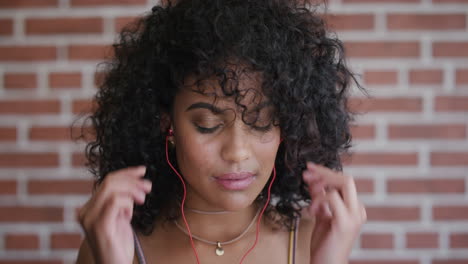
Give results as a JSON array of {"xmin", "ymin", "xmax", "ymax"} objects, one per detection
[
  {"xmin": 257, "ymin": 142, "xmax": 280, "ymax": 171},
  {"xmin": 176, "ymin": 136, "xmax": 217, "ymax": 177}
]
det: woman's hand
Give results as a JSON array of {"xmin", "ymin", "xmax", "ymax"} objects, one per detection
[
  {"xmin": 77, "ymin": 166, "xmax": 152, "ymax": 264},
  {"xmin": 302, "ymin": 162, "xmax": 367, "ymax": 264}
]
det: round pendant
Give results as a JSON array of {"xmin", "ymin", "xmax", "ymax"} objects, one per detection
[{"xmin": 215, "ymin": 242, "xmax": 224, "ymax": 256}]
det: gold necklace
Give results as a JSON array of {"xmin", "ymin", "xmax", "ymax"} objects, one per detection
[{"xmin": 174, "ymin": 207, "xmax": 261, "ymax": 256}]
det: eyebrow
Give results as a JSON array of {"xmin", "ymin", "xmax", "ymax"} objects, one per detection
[
  {"xmin": 185, "ymin": 102, "xmax": 223, "ymax": 114},
  {"xmin": 185, "ymin": 100, "xmax": 274, "ymax": 114}
]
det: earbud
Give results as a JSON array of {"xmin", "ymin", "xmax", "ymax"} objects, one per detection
[{"xmin": 168, "ymin": 128, "xmax": 174, "ymax": 136}]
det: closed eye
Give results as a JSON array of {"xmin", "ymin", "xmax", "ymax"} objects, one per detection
[{"xmin": 195, "ymin": 124, "xmax": 222, "ymax": 133}]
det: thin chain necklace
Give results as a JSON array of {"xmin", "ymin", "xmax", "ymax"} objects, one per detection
[
  {"xmin": 178, "ymin": 203, "xmax": 231, "ymax": 215},
  {"xmin": 174, "ymin": 206, "xmax": 262, "ymax": 256},
  {"xmin": 187, "ymin": 208, "xmax": 230, "ymax": 214}
]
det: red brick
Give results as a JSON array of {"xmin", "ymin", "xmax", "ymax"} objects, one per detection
[
  {"xmin": 325, "ymin": 14, "xmax": 374, "ymax": 31},
  {"xmin": 363, "ymin": 70, "xmax": 398, "ymax": 85},
  {"xmin": 0, "ymin": 153, "xmax": 59, "ymax": 168},
  {"xmin": 348, "ymin": 97, "xmax": 423, "ymax": 113},
  {"xmin": 409, "ymin": 69, "xmax": 443, "ymax": 84},
  {"xmin": 366, "ymin": 206, "xmax": 420, "ymax": 221},
  {"xmin": 94, "ymin": 71, "xmax": 107, "ymax": 87},
  {"xmin": 0, "ymin": 19, "xmax": 13, "ymax": 35},
  {"xmin": 387, "ymin": 14, "xmax": 466, "ymax": 30},
  {"xmin": 455, "ymin": 69, "xmax": 468, "ymax": 84},
  {"xmin": 29, "ymin": 126, "xmax": 80, "ymax": 141},
  {"xmin": 361, "ymin": 233, "xmax": 393, "ymax": 249},
  {"xmin": 115, "ymin": 16, "xmax": 139, "ymax": 33},
  {"xmin": 388, "ymin": 124, "xmax": 466, "ymax": 139},
  {"xmin": 355, "ymin": 178, "xmax": 374, "ymax": 193},
  {"xmin": 387, "ymin": 179, "xmax": 465, "ymax": 194},
  {"xmin": 0, "ymin": 0, "xmax": 58, "ymax": 8},
  {"xmin": 28, "ymin": 179, "xmax": 92, "ymax": 194},
  {"xmin": 72, "ymin": 152, "xmax": 86, "ymax": 167},
  {"xmin": 350, "ymin": 124, "xmax": 375, "ymax": 139},
  {"xmin": 68, "ymin": 44, "xmax": 113, "ymax": 60},
  {"xmin": 4, "ymin": 73, "xmax": 37, "ymax": 89},
  {"xmin": 49, "ymin": 72, "xmax": 82, "ymax": 88},
  {"xmin": 450, "ymin": 233, "xmax": 468, "ymax": 248},
  {"xmin": 72, "ymin": 99, "xmax": 96, "ymax": 114},
  {"xmin": 0, "ymin": 46, "xmax": 56, "ymax": 61},
  {"xmin": 70, "ymin": 125, "xmax": 96, "ymax": 142},
  {"xmin": 50, "ymin": 232, "xmax": 82, "ymax": 249},
  {"xmin": 433, "ymin": 206, "xmax": 468, "ymax": 220},
  {"xmin": 0, "ymin": 100, "xmax": 60, "ymax": 114},
  {"xmin": 431, "ymin": 152, "xmax": 468, "ymax": 166},
  {"xmin": 0, "ymin": 206, "xmax": 63, "ymax": 222},
  {"xmin": 71, "ymin": 0, "xmax": 147, "ymax": 6},
  {"xmin": 344, "ymin": 0, "xmax": 419, "ymax": 3},
  {"xmin": 435, "ymin": 96, "xmax": 468, "ymax": 111},
  {"xmin": 0, "ymin": 180, "xmax": 17, "ymax": 194},
  {"xmin": 0, "ymin": 127, "xmax": 17, "ymax": 141},
  {"xmin": 344, "ymin": 152, "xmax": 418, "ymax": 166},
  {"xmin": 433, "ymin": 42, "xmax": 468, "ymax": 57},
  {"xmin": 406, "ymin": 232, "xmax": 439, "ymax": 248},
  {"xmin": 26, "ymin": 17, "xmax": 103, "ymax": 35},
  {"xmin": 5, "ymin": 234, "xmax": 39, "ymax": 249},
  {"xmin": 345, "ymin": 41, "xmax": 420, "ymax": 58}
]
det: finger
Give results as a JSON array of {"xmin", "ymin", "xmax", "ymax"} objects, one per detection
[
  {"xmin": 360, "ymin": 202, "xmax": 367, "ymax": 222},
  {"xmin": 99, "ymin": 194, "xmax": 134, "ymax": 232},
  {"xmin": 308, "ymin": 192, "xmax": 328, "ymax": 217},
  {"xmin": 302, "ymin": 171, "xmax": 326, "ymax": 200},
  {"xmin": 305, "ymin": 162, "xmax": 359, "ymax": 213},
  {"xmin": 87, "ymin": 189, "xmax": 147, "ymax": 230},
  {"xmin": 303, "ymin": 172, "xmax": 325, "ymax": 194},
  {"xmin": 79, "ymin": 176, "xmax": 150, "ymax": 233},
  {"xmin": 327, "ymin": 189, "xmax": 347, "ymax": 222},
  {"xmin": 93, "ymin": 176, "xmax": 151, "ymax": 213},
  {"xmin": 109, "ymin": 165, "xmax": 147, "ymax": 179},
  {"xmin": 97, "ymin": 166, "xmax": 147, "ymax": 192}
]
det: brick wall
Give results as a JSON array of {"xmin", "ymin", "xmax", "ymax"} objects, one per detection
[{"xmin": 0, "ymin": 0, "xmax": 467, "ymax": 263}]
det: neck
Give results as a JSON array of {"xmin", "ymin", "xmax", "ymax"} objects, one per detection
[{"xmin": 175, "ymin": 199, "xmax": 262, "ymax": 243}]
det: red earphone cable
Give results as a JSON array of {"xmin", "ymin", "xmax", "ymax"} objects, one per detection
[
  {"xmin": 165, "ymin": 134, "xmax": 276, "ymax": 264},
  {"xmin": 238, "ymin": 165, "xmax": 275, "ymax": 263},
  {"xmin": 165, "ymin": 135, "xmax": 201, "ymax": 263}
]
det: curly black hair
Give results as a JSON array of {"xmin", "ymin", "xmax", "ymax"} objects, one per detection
[{"xmin": 74, "ymin": 0, "xmax": 363, "ymax": 235}]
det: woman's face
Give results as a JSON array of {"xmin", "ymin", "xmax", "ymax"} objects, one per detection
[{"xmin": 170, "ymin": 71, "xmax": 281, "ymax": 211}]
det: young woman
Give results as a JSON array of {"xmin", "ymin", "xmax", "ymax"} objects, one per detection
[{"xmin": 75, "ymin": 0, "xmax": 367, "ymax": 263}]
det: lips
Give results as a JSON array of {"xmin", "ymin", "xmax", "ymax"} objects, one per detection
[{"xmin": 214, "ymin": 172, "xmax": 256, "ymax": 190}]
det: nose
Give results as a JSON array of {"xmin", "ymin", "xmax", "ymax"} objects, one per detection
[{"xmin": 220, "ymin": 122, "xmax": 251, "ymax": 164}]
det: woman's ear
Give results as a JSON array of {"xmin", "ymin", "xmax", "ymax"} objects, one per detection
[{"xmin": 159, "ymin": 112, "xmax": 171, "ymax": 133}]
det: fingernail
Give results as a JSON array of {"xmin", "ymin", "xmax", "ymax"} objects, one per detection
[
  {"xmin": 310, "ymin": 203, "xmax": 319, "ymax": 215},
  {"xmin": 306, "ymin": 162, "xmax": 316, "ymax": 170},
  {"xmin": 143, "ymin": 180, "xmax": 152, "ymax": 190},
  {"xmin": 303, "ymin": 171, "xmax": 316, "ymax": 180}
]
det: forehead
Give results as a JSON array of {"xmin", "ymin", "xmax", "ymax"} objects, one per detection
[{"xmin": 178, "ymin": 68, "xmax": 267, "ymax": 108}]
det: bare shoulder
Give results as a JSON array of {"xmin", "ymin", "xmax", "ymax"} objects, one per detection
[
  {"xmin": 75, "ymin": 238, "xmax": 95, "ymax": 264},
  {"xmin": 296, "ymin": 207, "xmax": 315, "ymax": 263},
  {"xmin": 298, "ymin": 206, "xmax": 315, "ymax": 232}
]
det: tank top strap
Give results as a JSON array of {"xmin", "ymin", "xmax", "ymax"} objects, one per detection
[
  {"xmin": 287, "ymin": 217, "xmax": 300, "ymax": 264},
  {"xmin": 133, "ymin": 229, "xmax": 147, "ymax": 264}
]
